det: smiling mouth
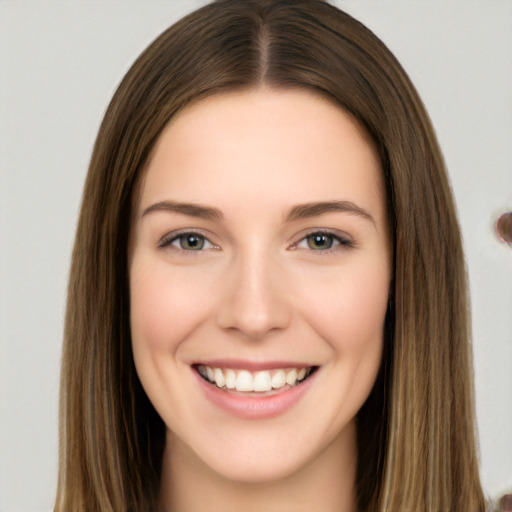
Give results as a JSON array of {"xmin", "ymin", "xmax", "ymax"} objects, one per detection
[{"xmin": 194, "ymin": 364, "xmax": 318, "ymax": 394}]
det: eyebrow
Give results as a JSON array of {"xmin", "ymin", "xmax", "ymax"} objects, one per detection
[
  {"xmin": 140, "ymin": 199, "xmax": 374, "ymax": 225},
  {"xmin": 284, "ymin": 200, "xmax": 375, "ymax": 225},
  {"xmin": 140, "ymin": 200, "xmax": 223, "ymax": 221}
]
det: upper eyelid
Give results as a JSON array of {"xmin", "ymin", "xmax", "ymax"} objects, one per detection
[
  {"xmin": 158, "ymin": 229, "xmax": 216, "ymax": 248},
  {"xmin": 292, "ymin": 230, "xmax": 356, "ymax": 253},
  {"xmin": 292, "ymin": 228, "xmax": 353, "ymax": 244},
  {"xmin": 157, "ymin": 227, "xmax": 353, "ymax": 249}
]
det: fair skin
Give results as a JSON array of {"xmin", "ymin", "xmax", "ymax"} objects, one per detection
[{"xmin": 129, "ymin": 88, "xmax": 391, "ymax": 512}]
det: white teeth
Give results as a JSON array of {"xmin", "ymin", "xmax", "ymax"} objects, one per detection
[
  {"xmin": 271, "ymin": 369, "xmax": 286, "ymax": 389},
  {"xmin": 236, "ymin": 370, "xmax": 253, "ymax": 392},
  {"xmin": 198, "ymin": 365, "xmax": 312, "ymax": 392},
  {"xmin": 213, "ymin": 368, "xmax": 225, "ymax": 388},
  {"xmin": 253, "ymin": 371, "xmax": 272, "ymax": 392},
  {"xmin": 286, "ymin": 369, "xmax": 298, "ymax": 386},
  {"xmin": 225, "ymin": 369, "xmax": 236, "ymax": 389}
]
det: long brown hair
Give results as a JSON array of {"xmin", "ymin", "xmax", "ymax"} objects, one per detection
[{"xmin": 55, "ymin": 1, "xmax": 485, "ymax": 510}]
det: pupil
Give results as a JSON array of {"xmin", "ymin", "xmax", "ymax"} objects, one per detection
[{"xmin": 308, "ymin": 233, "xmax": 332, "ymax": 250}]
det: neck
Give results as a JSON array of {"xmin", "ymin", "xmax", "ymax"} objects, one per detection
[{"xmin": 158, "ymin": 422, "xmax": 358, "ymax": 512}]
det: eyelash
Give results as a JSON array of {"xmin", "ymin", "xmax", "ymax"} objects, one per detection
[
  {"xmin": 291, "ymin": 230, "xmax": 354, "ymax": 253},
  {"xmin": 159, "ymin": 229, "xmax": 353, "ymax": 254},
  {"xmin": 158, "ymin": 230, "xmax": 218, "ymax": 252}
]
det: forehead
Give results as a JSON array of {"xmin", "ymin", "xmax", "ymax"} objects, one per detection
[{"xmin": 137, "ymin": 88, "xmax": 385, "ymax": 221}]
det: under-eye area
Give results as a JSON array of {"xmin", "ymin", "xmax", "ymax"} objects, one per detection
[{"xmin": 194, "ymin": 364, "xmax": 319, "ymax": 394}]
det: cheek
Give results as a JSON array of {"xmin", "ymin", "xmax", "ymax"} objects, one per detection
[
  {"xmin": 129, "ymin": 259, "xmax": 214, "ymax": 353},
  {"xmin": 297, "ymin": 258, "xmax": 390, "ymax": 356}
]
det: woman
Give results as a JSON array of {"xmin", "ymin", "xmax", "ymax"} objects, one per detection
[{"xmin": 55, "ymin": 1, "xmax": 485, "ymax": 510}]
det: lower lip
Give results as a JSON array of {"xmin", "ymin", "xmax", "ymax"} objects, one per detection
[{"xmin": 194, "ymin": 370, "xmax": 317, "ymax": 420}]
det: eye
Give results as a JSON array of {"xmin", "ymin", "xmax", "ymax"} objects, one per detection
[
  {"xmin": 294, "ymin": 231, "xmax": 352, "ymax": 251},
  {"xmin": 160, "ymin": 231, "xmax": 217, "ymax": 251},
  {"xmin": 306, "ymin": 233, "xmax": 336, "ymax": 250}
]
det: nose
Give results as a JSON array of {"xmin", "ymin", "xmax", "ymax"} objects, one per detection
[{"xmin": 215, "ymin": 250, "xmax": 292, "ymax": 341}]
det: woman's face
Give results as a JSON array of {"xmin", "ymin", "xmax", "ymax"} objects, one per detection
[{"xmin": 129, "ymin": 89, "xmax": 391, "ymax": 483}]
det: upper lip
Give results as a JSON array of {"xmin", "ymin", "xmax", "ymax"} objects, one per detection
[{"xmin": 192, "ymin": 359, "xmax": 315, "ymax": 371}]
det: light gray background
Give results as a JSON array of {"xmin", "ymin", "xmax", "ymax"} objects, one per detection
[{"xmin": 1, "ymin": 1, "xmax": 511, "ymax": 510}]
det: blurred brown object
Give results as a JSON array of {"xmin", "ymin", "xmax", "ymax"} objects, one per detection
[
  {"xmin": 495, "ymin": 212, "xmax": 512, "ymax": 244},
  {"xmin": 501, "ymin": 493, "xmax": 512, "ymax": 512}
]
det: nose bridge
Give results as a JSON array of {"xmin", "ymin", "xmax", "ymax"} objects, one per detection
[{"xmin": 216, "ymin": 243, "xmax": 291, "ymax": 339}]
